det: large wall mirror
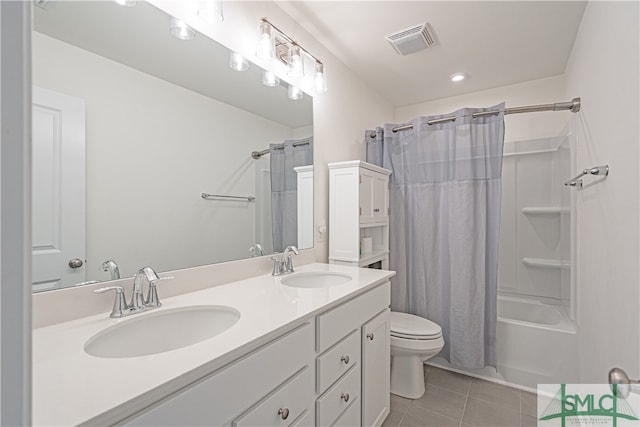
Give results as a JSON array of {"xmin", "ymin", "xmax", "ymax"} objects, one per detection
[{"xmin": 32, "ymin": 1, "xmax": 313, "ymax": 292}]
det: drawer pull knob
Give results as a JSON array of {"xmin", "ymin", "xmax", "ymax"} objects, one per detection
[
  {"xmin": 341, "ymin": 393, "xmax": 350, "ymax": 403},
  {"xmin": 278, "ymin": 408, "xmax": 290, "ymax": 420},
  {"xmin": 341, "ymin": 355, "xmax": 350, "ymax": 364},
  {"xmin": 367, "ymin": 332, "xmax": 374, "ymax": 341}
]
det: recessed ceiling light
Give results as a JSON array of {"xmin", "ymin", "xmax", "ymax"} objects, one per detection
[{"xmin": 450, "ymin": 72, "xmax": 466, "ymax": 82}]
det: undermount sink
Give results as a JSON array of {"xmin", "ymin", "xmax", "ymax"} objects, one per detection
[
  {"xmin": 280, "ymin": 272, "xmax": 352, "ymax": 289},
  {"xmin": 84, "ymin": 305, "xmax": 240, "ymax": 358}
]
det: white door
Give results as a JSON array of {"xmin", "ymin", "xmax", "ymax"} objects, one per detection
[{"xmin": 32, "ymin": 87, "xmax": 86, "ymax": 291}]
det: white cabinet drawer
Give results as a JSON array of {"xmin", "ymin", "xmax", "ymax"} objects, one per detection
[
  {"xmin": 290, "ymin": 408, "xmax": 315, "ymax": 427},
  {"xmin": 316, "ymin": 330, "xmax": 360, "ymax": 394},
  {"xmin": 124, "ymin": 323, "xmax": 313, "ymax": 426},
  {"xmin": 316, "ymin": 365, "xmax": 361, "ymax": 427},
  {"xmin": 316, "ymin": 282, "xmax": 390, "ymax": 353},
  {"xmin": 233, "ymin": 366, "xmax": 313, "ymax": 427},
  {"xmin": 332, "ymin": 397, "xmax": 361, "ymax": 427}
]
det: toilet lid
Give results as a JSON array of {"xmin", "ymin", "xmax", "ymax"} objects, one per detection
[{"xmin": 390, "ymin": 311, "xmax": 442, "ymax": 339}]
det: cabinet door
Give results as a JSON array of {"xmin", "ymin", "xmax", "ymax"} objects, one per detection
[
  {"xmin": 359, "ymin": 170, "xmax": 375, "ymax": 223},
  {"xmin": 362, "ymin": 309, "xmax": 390, "ymax": 427},
  {"xmin": 372, "ymin": 173, "xmax": 389, "ymax": 221}
]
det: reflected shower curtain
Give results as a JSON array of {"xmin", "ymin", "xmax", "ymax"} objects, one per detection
[
  {"xmin": 367, "ymin": 104, "xmax": 504, "ymax": 369},
  {"xmin": 270, "ymin": 136, "xmax": 313, "ymax": 253}
]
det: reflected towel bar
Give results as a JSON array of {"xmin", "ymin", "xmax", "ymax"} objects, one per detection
[
  {"xmin": 201, "ymin": 193, "xmax": 256, "ymax": 202},
  {"xmin": 564, "ymin": 165, "xmax": 609, "ymax": 188}
]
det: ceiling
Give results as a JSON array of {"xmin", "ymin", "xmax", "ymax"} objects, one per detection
[{"xmin": 276, "ymin": 1, "xmax": 588, "ymax": 107}]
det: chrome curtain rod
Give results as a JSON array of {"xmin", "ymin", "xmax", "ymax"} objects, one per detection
[
  {"xmin": 251, "ymin": 140, "xmax": 310, "ymax": 159},
  {"xmin": 369, "ymin": 97, "xmax": 581, "ymax": 138}
]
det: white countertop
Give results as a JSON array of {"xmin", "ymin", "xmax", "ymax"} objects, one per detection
[{"xmin": 33, "ymin": 263, "xmax": 395, "ymax": 426}]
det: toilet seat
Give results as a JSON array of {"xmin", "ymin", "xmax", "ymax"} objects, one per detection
[{"xmin": 390, "ymin": 311, "xmax": 442, "ymax": 340}]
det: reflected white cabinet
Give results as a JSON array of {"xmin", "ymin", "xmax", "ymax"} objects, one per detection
[
  {"xmin": 329, "ymin": 161, "xmax": 391, "ymax": 268},
  {"xmin": 295, "ymin": 165, "xmax": 314, "ymax": 249}
]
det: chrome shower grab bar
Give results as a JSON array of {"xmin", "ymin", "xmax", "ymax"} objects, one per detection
[
  {"xmin": 201, "ymin": 193, "xmax": 256, "ymax": 202},
  {"xmin": 564, "ymin": 165, "xmax": 609, "ymax": 188}
]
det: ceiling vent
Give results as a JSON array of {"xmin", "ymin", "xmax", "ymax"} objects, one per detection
[{"xmin": 386, "ymin": 23, "xmax": 437, "ymax": 55}]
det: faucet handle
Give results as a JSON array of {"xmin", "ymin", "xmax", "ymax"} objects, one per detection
[
  {"xmin": 270, "ymin": 255, "xmax": 284, "ymax": 276},
  {"xmin": 145, "ymin": 276, "xmax": 172, "ymax": 308},
  {"xmin": 94, "ymin": 286, "xmax": 129, "ymax": 318}
]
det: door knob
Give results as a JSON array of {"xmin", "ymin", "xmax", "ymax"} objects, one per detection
[{"xmin": 68, "ymin": 258, "xmax": 84, "ymax": 269}]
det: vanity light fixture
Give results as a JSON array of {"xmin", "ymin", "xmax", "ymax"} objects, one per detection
[
  {"xmin": 256, "ymin": 21, "xmax": 275, "ymax": 61},
  {"xmin": 287, "ymin": 44, "xmax": 304, "ymax": 78},
  {"xmin": 197, "ymin": 0, "xmax": 223, "ymax": 24},
  {"xmin": 262, "ymin": 70, "xmax": 280, "ymax": 87},
  {"xmin": 170, "ymin": 17, "xmax": 196, "ymax": 41},
  {"xmin": 314, "ymin": 62, "xmax": 327, "ymax": 94},
  {"xmin": 449, "ymin": 72, "xmax": 466, "ymax": 82},
  {"xmin": 288, "ymin": 85, "xmax": 303, "ymax": 100},
  {"xmin": 114, "ymin": 0, "xmax": 136, "ymax": 6},
  {"xmin": 257, "ymin": 17, "xmax": 327, "ymax": 94},
  {"xmin": 229, "ymin": 52, "xmax": 249, "ymax": 72}
]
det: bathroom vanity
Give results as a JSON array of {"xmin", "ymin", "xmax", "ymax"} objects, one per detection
[{"xmin": 32, "ymin": 263, "xmax": 394, "ymax": 426}]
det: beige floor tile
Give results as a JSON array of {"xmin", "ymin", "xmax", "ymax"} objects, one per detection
[
  {"xmin": 391, "ymin": 394, "xmax": 413, "ymax": 413},
  {"xmin": 520, "ymin": 391, "xmax": 537, "ymax": 417},
  {"xmin": 401, "ymin": 405, "xmax": 460, "ymax": 427},
  {"xmin": 382, "ymin": 409, "xmax": 407, "ymax": 427},
  {"xmin": 462, "ymin": 397, "xmax": 521, "ymax": 427},
  {"xmin": 412, "ymin": 383, "xmax": 467, "ymax": 421},
  {"xmin": 469, "ymin": 379, "xmax": 520, "ymax": 409},
  {"xmin": 426, "ymin": 367, "xmax": 472, "ymax": 395}
]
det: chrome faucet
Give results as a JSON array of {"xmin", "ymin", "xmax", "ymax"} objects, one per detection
[
  {"xmin": 100, "ymin": 259, "xmax": 120, "ymax": 280},
  {"xmin": 271, "ymin": 245, "xmax": 299, "ymax": 276},
  {"xmin": 94, "ymin": 266, "xmax": 171, "ymax": 318},
  {"xmin": 129, "ymin": 267, "xmax": 158, "ymax": 311}
]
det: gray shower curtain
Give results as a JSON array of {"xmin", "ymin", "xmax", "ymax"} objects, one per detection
[
  {"xmin": 367, "ymin": 104, "xmax": 504, "ymax": 369},
  {"xmin": 270, "ymin": 136, "xmax": 313, "ymax": 253}
]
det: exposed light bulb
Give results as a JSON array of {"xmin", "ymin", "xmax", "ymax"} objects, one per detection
[
  {"xmin": 229, "ymin": 52, "xmax": 249, "ymax": 72},
  {"xmin": 262, "ymin": 70, "xmax": 280, "ymax": 87},
  {"xmin": 114, "ymin": 0, "xmax": 136, "ymax": 6},
  {"xmin": 288, "ymin": 85, "xmax": 303, "ymax": 101},
  {"xmin": 449, "ymin": 72, "xmax": 466, "ymax": 82},
  {"xmin": 197, "ymin": 0, "xmax": 223, "ymax": 24},
  {"xmin": 170, "ymin": 17, "xmax": 195, "ymax": 41},
  {"xmin": 314, "ymin": 62, "xmax": 327, "ymax": 94},
  {"xmin": 256, "ymin": 21, "xmax": 274, "ymax": 61},
  {"xmin": 287, "ymin": 44, "xmax": 304, "ymax": 78}
]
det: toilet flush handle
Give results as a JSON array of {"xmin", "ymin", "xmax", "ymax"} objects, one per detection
[{"xmin": 366, "ymin": 333, "xmax": 374, "ymax": 341}]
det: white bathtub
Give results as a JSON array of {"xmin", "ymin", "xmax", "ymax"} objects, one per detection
[{"xmin": 429, "ymin": 295, "xmax": 578, "ymax": 391}]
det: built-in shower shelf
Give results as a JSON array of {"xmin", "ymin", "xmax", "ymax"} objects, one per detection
[
  {"xmin": 522, "ymin": 257, "xmax": 570, "ymax": 269},
  {"xmin": 522, "ymin": 207, "xmax": 568, "ymax": 215}
]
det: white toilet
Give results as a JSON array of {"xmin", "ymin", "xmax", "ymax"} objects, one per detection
[{"xmin": 390, "ymin": 311, "xmax": 445, "ymax": 399}]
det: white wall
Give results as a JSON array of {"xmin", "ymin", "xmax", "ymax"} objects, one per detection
[
  {"xmin": 564, "ymin": 1, "xmax": 640, "ymax": 382},
  {"xmin": 33, "ymin": 32, "xmax": 296, "ymax": 280},
  {"xmin": 147, "ymin": 1, "xmax": 395, "ymax": 262}
]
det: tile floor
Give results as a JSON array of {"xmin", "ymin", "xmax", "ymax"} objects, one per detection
[{"xmin": 382, "ymin": 365, "xmax": 537, "ymax": 427}]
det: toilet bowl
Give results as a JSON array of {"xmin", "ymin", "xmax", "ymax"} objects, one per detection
[{"xmin": 390, "ymin": 311, "xmax": 444, "ymax": 399}]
